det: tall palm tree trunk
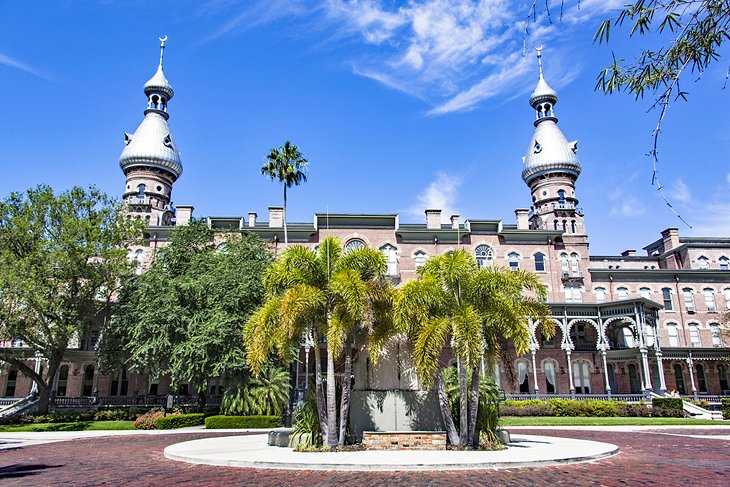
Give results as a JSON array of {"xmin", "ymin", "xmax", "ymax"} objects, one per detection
[
  {"xmin": 467, "ymin": 367, "xmax": 480, "ymax": 446},
  {"xmin": 436, "ymin": 370, "xmax": 460, "ymax": 445},
  {"xmin": 326, "ymin": 352, "xmax": 338, "ymax": 446},
  {"xmin": 313, "ymin": 339, "xmax": 328, "ymax": 441},
  {"xmin": 282, "ymin": 184, "xmax": 288, "ymax": 246},
  {"xmin": 338, "ymin": 344, "xmax": 352, "ymax": 445},
  {"xmin": 458, "ymin": 358, "xmax": 468, "ymax": 446}
]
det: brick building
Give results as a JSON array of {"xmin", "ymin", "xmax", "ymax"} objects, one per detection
[{"xmin": 2, "ymin": 42, "xmax": 729, "ymax": 415}]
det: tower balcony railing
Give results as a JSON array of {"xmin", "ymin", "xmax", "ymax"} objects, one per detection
[
  {"xmin": 528, "ymin": 202, "xmax": 584, "ymax": 218},
  {"xmin": 561, "ymin": 271, "xmax": 584, "ymax": 283},
  {"xmin": 128, "ymin": 196, "xmax": 152, "ymax": 206}
]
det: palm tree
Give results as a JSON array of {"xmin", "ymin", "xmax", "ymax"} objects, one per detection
[
  {"xmin": 249, "ymin": 364, "xmax": 291, "ymax": 416},
  {"xmin": 394, "ymin": 249, "xmax": 552, "ymax": 447},
  {"xmin": 244, "ymin": 236, "xmax": 394, "ymax": 446},
  {"xmin": 260, "ymin": 141, "xmax": 308, "ymax": 246}
]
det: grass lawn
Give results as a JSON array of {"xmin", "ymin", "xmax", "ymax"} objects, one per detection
[
  {"xmin": 500, "ymin": 416, "xmax": 725, "ymax": 426},
  {"xmin": 0, "ymin": 420, "xmax": 135, "ymax": 432}
]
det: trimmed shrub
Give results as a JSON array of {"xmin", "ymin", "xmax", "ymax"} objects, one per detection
[
  {"xmin": 501, "ymin": 399, "xmax": 545, "ymax": 408},
  {"xmin": 618, "ymin": 404, "xmax": 652, "ymax": 417},
  {"xmin": 650, "ymin": 406, "xmax": 684, "ymax": 418},
  {"xmin": 548, "ymin": 399, "xmax": 622, "ymax": 417},
  {"xmin": 156, "ymin": 413, "xmax": 205, "ymax": 430},
  {"xmin": 205, "ymin": 415, "xmax": 282, "ymax": 429},
  {"xmin": 94, "ymin": 409, "xmax": 131, "ymax": 421},
  {"xmin": 134, "ymin": 410, "xmax": 168, "ymax": 430},
  {"xmin": 499, "ymin": 404, "xmax": 553, "ymax": 416},
  {"xmin": 722, "ymin": 398, "xmax": 730, "ymax": 420},
  {"xmin": 652, "ymin": 397, "xmax": 684, "ymax": 410}
]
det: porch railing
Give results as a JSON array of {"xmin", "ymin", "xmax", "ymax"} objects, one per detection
[
  {"xmin": 505, "ymin": 393, "xmax": 646, "ymax": 403},
  {"xmin": 50, "ymin": 394, "xmax": 222, "ymax": 409}
]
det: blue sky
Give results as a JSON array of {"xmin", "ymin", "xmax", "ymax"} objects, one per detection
[{"xmin": 0, "ymin": 1, "xmax": 728, "ymax": 255}]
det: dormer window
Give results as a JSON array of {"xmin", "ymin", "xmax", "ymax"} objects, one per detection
[
  {"xmin": 508, "ymin": 252, "xmax": 520, "ymax": 271},
  {"xmin": 720, "ymin": 256, "xmax": 729, "ymax": 270},
  {"xmin": 697, "ymin": 256, "xmax": 709, "ymax": 269}
]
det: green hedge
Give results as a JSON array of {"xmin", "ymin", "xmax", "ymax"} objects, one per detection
[
  {"xmin": 205, "ymin": 415, "xmax": 282, "ymax": 429},
  {"xmin": 498, "ymin": 399, "xmax": 679, "ymax": 417},
  {"xmin": 722, "ymin": 398, "xmax": 730, "ymax": 420},
  {"xmin": 652, "ymin": 398, "xmax": 684, "ymax": 410},
  {"xmin": 155, "ymin": 413, "xmax": 205, "ymax": 430}
]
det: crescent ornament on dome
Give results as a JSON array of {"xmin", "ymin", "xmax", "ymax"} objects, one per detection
[{"xmin": 158, "ymin": 36, "xmax": 168, "ymax": 66}]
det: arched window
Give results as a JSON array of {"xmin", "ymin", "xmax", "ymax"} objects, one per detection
[
  {"xmin": 571, "ymin": 220, "xmax": 577, "ymax": 233},
  {"xmin": 553, "ymin": 220, "xmax": 559, "ymax": 230},
  {"xmin": 617, "ymin": 287, "xmax": 629, "ymax": 300},
  {"xmin": 622, "ymin": 327, "xmax": 635, "ymax": 348},
  {"xmin": 562, "ymin": 220, "xmax": 568, "ymax": 232},
  {"xmin": 508, "ymin": 252, "xmax": 520, "ymax": 271},
  {"xmin": 380, "ymin": 244, "xmax": 398, "ymax": 276},
  {"xmin": 683, "ymin": 288, "xmax": 695, "ymax": 312},
  {"xmin": 639, "ymin": 287, "xmax": 651, "ymax": 299},
  {"xmin": 697, "ymin": 256, "xmax": 709, "ymax": 269},
  {"xmin": 573, "ymin": 361, "xmax": 592, "ymax": 394},
  {"xmin": 534, "ymin": 252, "xmax": 545, "ymax": 272},
  {"xmin": 720, "ymin": 256, "xmax": 729, "ymax": 270},
  {"xmin": 570, "ymin": 253, "xmax": 579, "ymax": 276},
  {"xmin": 544, "ymin": 361, "xmax": 557, "ymax": 394},
  {"xmin": 56, "ymin": 364, "xmax": 69, "ymax": 397},
  {"xmin": 110, "ymin": 369, "xmax": 129, "ymax": 396},
  {"xmin": 414, "ymin": 251, "xmax": 427, "ymax": 270},
  {"xmin": 345, "ymin": 239, "xmax": 365, "ymax": 252},
  {"xmin": 666, "ymin": 323, "xmax": 679, "ymax": 347},
  {"xmin": 673, "ymin": 363, "xmax": 686, "ymax": 394},
  {"xmin": 628, "ymin": 363, "xmax": 641, "ymax": 393},
  {"xmin": 711, "ymin": 324, "xmax": 722, "ymax": 347},
  {"xmin": 4, "ymin": 368, "xmax": 18, "ymax": 397},
  {"xmin": 688, "ymin": 323, "xmax": 701, "ymax": 346},
  {"xmin": 517, "ymin": 361, "xmax": 530, "ymax": 393},
  {"xmin": 662, "ymin": 288, "xmax": 674, "ymax": 310},
  {"xmin": 718, "ymin": 363, "xmax": 729, "ymax": 391},
  {"xmin": 475, "ymin": 245, "xmax": 493, "ymax": 269},
  {"xmin": 560, "ymin": 253, "xmax": 569, "ymax": 274},
  {"xmin": 82, "ymin": 365, "xmax": 95, "ymax": 396},
  {"xmin": 137, "ymin": 184, "xmax": 146, "ymax": 199},
  {"xmin": 595, "ymin": 287, "xmax": 606, "ymax": 303},
  {"xmin": 703, "ymin": 288, "xmax": 717, "ymax": 312},
  {"xmin": 696, "ymin": 364, "xmax": 708, "ymax": 393}
]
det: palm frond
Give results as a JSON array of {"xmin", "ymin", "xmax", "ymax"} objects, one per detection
[
  {"xmin": 243, "ymin": 297, "xmax": 282, "ymax": 375},
  {"xmin": 413, "ymin": 316, "xmax": 451, "ymax": 387}
]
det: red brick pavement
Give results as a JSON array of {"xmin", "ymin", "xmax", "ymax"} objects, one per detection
[{"xmin": 1, "ymin": 428, "xmax": 728, "ymax": 486}]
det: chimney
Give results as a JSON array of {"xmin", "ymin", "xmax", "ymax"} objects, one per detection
[
  {"xmin": 661, "ymin": 228, "xmax": 680, "ymax": 252},
  {"xmin": 248, "ymin": 212, "xmax": 257, "ymax": 228},
  {"xmin": 425, "ymin": 209, "xmax": 441, "ymax": 230},
  {"xmin": 621, "ymin": 249, "xmax": 637, "ymax": 257},
  {"xmin": 268, "ymin": 207, "xmax": 284, "ymax": 227},
  {"xmin": 175, "ymin": 205, "xmax": 194, "ymax": 226},
  {"xmin": 450, "ymin": 214, "xmax": 460, "ymax": 230},
  {"xmin": 515, "ymin": 208, "xmax": 529, "ymax": 230}
]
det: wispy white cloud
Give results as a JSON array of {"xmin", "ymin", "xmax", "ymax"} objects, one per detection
[
  {"xmin": 203, "ymin": 0, "xmax": 609, "ymax": 114},
  {"xmin": 0, "ymin": 52, "xmax": 53, "ymax": 81},
  {"xmin": 670, "ymin": 179, "xmax": 692, "ymax": 203},
  {"xmin": 408, "ymin": 172, "xmax": 462, "ymax": 222},
  {"xmin": 608, "ymin": 188, "xmax": 647, "ymax": 218}
]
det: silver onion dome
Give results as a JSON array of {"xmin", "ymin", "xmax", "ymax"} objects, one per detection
[
  {"xmin": 521, "ymin": 120, "xmax": 580, "ymax": 184},
  {"xmin": 529, "ymin": 76, "xmax": 557, "ymax": 108},
  {"xmin": 143, "ymin": 64, "xmax": 174, "ymax": 100},
  {"xmin": 119, "ymin": 113, "xmax": 182, "ymax": 179}
]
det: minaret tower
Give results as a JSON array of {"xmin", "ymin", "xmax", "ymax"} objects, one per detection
[
  {"xmin": 119, "ymin": 36, "xmax": 182, "ymax": 226},
  {"xmin": 522, "ymin": 46, "xmax": 584, "ymax": 235}
]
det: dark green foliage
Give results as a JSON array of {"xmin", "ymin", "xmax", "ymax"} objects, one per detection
[
  {"xmin": 617, "ymin": 404, "xmax": 652, "ymax": 417},
  {"xmin": 548, "ymin": 398, "xmax": 621, "ymax": 417},
  {"xmin": 650, "ymin": 406, "xmax": 685, "ymax": 418},
  {"xmin": 155, "ymin": 413, "xmax": 205, "ymax": 429},
  {"xmin": 102, "ymin": 221, "xmax": 272, "ymax": 393},
  {"xmin": 500, "ymin": 399, "xmax": 666, "ymax": 417},
  {"xmin": 652, "ymin": 397, "xmax": 684, "ymax": 410},
  {"xmin": 722, "ymin": 398, "xmax": 730, "ymax": 419},
  {"xmin": 204, "ymin": 415, "xmax": 282, "ymax": 429},
  {"xmin": 499, "ymin": 404, "xmax": 553, "ymax": 416},
  {"xmin": 290, "ymin": 391, "xmax": 321, "ymax": 448},
  {"xmin": 0, "ymin": 185, "xmax": 142, "ymax": 413},
  {"xmin": 94, "ymin": 409, "xmax": 135, "ymax": 421}
]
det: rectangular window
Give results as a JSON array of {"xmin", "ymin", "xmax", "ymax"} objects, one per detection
[
  {"xmin": 662, "ymin": 288, "xmax": 673, "ymax": 311},
  {"xmin": 534, "ymin": 253, "xmax": 545, "ymax": 272},
  {"xmin": 667, "ymin": 325, "xmax": 679, "ymax": 347},
  {"xmin": 617, "ymin": 288, "xmax": 629, "ymax": 300},
  {"xmin": 704, "ymin": 289, "xmax": 717, "ymax": 312},
  {"xmin": 595, "ymin": 288, "xmax": 606, "ymax": 303},
  {"xmin": 711, "ymin": 325, "xmax": 722, "ymax": 347}
]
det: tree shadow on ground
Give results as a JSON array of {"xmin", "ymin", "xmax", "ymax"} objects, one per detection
[{"xmin": 0, "ymin": 464, "xmax": 63, "ymax": 480}]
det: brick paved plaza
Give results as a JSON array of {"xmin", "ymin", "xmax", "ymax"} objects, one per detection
[{"xmin": 1, "ymin": 428, "xmax": 728, "ymax": 486}]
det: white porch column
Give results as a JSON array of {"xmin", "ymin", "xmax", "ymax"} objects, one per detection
[
  {"xmin": 686, "ymin": 353, "xmax": 698, "ymax": 400},
  {"xmin": 566, "ymin": 350, "xmax": 575, "ymax": 397},
  {"xmin": 655, "ymin": 350, "xmax": 667, "ymax": 394},
  {"xmin": 531, "ymin": 350, "xmax": 540, "ymax": 397},
  {"xmin": 640, "ymin": 347, "xmax": 652, "ymax": 392},
  {"xmin": 601, "ymin": 349, "xmax": 611, "ymax": 395}
]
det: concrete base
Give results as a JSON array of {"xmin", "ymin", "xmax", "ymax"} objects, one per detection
[{"xmin": 164, "ymin": 433, "xmax": 619, "ymax": 471}]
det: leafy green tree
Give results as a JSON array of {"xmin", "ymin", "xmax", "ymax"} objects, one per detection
[
  {"xmin": 0, "ymin": 185, "xmax": 140, "ymax": 413},
  {"xmin": 101, "ymin": 220, "xmax": 272, "ymax": 397},
  {"xmin": 244, "ymin": 236, "xmax": 395, "ymax": 446},
  {"xmin": 260, "ymin": 140, "xmax": 308, "ymax": 246},
  {"xmin": 394, "ymin": 249, "xmax": 551, "ymax": 447}
]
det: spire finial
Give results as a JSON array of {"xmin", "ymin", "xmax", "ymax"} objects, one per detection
[
  {"xmin": 535, "ymin": 44, "xmax": 544, "ymax": 79},
  {"xmin": 158, "ymin": 35, "xmax": 168, "ymax": 68}
]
